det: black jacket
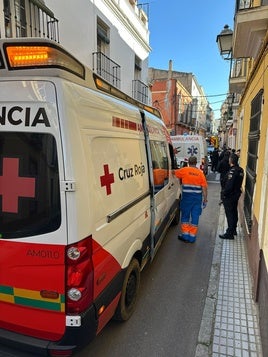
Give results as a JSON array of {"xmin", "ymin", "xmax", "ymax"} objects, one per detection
[
  {"xmin": 222, "ymin": 165, "xmax": 244, "ymax": 198},
  {"xmin": 217, "ymin": 157, "xmax": 230, "ymax": 182}
]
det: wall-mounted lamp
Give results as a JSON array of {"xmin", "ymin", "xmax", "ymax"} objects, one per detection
[
  {"xmin": 216, "ymin": 25, "xmax": 233, "ymax": 60},
  {"xmin": 227, "ymin": 93, "xmax": 234, "ymax": 106},
  {"xmin": 227, "ymin": 93, "xmax": 234, "ymax": 119},
  {"xmin": 223, "ymin": 111, "xmax": 228, "ymax": 123}
]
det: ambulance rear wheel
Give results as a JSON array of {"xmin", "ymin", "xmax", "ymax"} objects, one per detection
[{"xmin": 114, "ymin": 258, "xmax": 140, "ymax": 321}]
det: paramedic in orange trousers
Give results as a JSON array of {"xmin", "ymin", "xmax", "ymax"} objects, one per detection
[{"xmin": 175, "ymin": 156, "xmax": 208, "ymax": 243}]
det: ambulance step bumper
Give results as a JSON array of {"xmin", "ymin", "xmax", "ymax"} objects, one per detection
[{"xmin": 0, "ymin": 305, "xmax": 97, "ymax": 356}]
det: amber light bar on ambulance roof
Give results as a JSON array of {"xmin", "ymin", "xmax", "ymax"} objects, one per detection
[
  {"xmin": 4, "ymin": 42, "xmax": 85, "ymax": 79},
  {"xmin": 93, "ymin": 74, "xmax": 161, "ymax": 119}
]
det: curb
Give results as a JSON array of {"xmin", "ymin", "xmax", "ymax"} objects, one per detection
[{"xmin": 194, "ymin": 206, "xmax": 225, "ymax": 357}]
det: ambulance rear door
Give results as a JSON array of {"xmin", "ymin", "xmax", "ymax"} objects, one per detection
[{"xmin": 0, "ymin": 79, "xmax": 68, "ymax": 342}]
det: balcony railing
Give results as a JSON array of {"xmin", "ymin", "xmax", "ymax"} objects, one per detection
[
  {"xmin": 92, "ymin": 52, "xmax": 121, "ymax": 89},
  {"xmin": 132, "ymin": 79, "xmax": 148, "ymax": 104},
  {"xmin": 229, "ymin": 58, "xmax": 251, "ymax": 93},
  {"xmin": 3, "ymin": 0, "xmax": 59, "ymax": 42},
  {"xmin": 236, "ymin": 0, "xmax": 252, "ymax": 11},
  {"xmin": 236, "ymin": 0, "xmax": 268, "ymax": 12},
  {"xmin": 233, "ymin": 0, "xmax": 268, "ymax": 58}
]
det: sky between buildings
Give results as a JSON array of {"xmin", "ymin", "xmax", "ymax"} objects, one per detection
[{"xmin": 148, "ymin": 0, "xmax": 235, "ymax": 118}]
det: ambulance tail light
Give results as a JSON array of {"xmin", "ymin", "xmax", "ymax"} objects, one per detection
[
  {"xmin": 66, "ymin": 236, "xmax": 94, "ymax": 314},
  {"xmin": 4, "ymin": 43, "xmax": 85, "ymax": 78}
]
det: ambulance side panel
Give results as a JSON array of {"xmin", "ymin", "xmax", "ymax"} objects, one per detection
[{"xmin": 59, "ymin": 81, "xmax": 151, "ymax": 261}]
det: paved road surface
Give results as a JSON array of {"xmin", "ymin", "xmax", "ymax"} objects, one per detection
[{"xmin": 0, "ymin": 171, "xmax": 221, "ymax": 357}]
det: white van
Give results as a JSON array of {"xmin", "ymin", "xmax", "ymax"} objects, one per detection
[
  {"xmin": 0, "ymin": 38, "xmax": 180, "ymax": 356},
  {"xmin": 171, "ymin": 134, "xmax": 209, "ymax": 174}
]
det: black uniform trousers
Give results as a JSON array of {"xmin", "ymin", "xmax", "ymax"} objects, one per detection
[{"xmin": 222, "ymin": 193, "xmax": 240, "ymax": 236}]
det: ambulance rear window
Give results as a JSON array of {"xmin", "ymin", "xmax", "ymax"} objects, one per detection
[{"xmin": 0, "ymin": 132, "xmax": 61, "ymax": 238}]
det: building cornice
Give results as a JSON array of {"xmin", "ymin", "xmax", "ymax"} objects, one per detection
[{"xmin": 102, "ymin": 0, "xmax": 151, "ymax": 53}]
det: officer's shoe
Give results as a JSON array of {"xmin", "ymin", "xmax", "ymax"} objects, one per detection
[
  {"xmin": 219, "ymin": 233, "xmax": 234, "ymax": 240},
  {"xmin": 234, "ymin": 230, "xmax": 238, "ymax": 236}
]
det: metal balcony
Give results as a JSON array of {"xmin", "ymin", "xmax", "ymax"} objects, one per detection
[
  {"xmin": 3, "ymin": 0, "xmax": 59, "ymax": 42},
  {"xmin": 229, "ymin": 58, "xmax": 251, "ymax": 93},
  {"xmin": 233, "ymin": 0, "xmax": 268, "ymax": 58},
  {"xmin": 92, "ymin": 52, "xmax": 121, "ymax": 89},
  {"xmin": 132, "ymin": 79, "xmax": 148, "ymax": 104}
]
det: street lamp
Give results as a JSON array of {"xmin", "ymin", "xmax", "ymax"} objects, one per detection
[
  {"xmin": 216, "ymin": 25, "xmax": 233, "ymax": 59},
  {"xmin": 227, "ymin": 93, "xmax": 234, "ymax": 106},
  {"xmin": 217, "ymin": 25, "xmax": 236, "ymax": 148}
]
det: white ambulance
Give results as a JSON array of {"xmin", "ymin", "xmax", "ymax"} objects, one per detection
[
  {"xmin": 0, "ymin": 38, "xmax": 181, "ymax": 356},
  {"xmin": 171, "ymin": 134, "xmax": 209, "ymax": 174}
]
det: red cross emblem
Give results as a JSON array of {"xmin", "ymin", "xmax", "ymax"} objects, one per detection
[
  {"xmin": 0, "ymin": 157, "xmax": 36, "ymax": 213},
  {"xmin": 100, "ymin": 164, "xmax": 115, "ymax": 195}
]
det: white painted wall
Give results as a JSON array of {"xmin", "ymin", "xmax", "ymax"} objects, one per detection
[{"xmin": 44, "ymin": 0, "xmax": 151, "ymax": 96}]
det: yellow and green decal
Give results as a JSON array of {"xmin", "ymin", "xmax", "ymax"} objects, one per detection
[{"xmin": 0, "ymin": 285, "xmax": 65, "ymax": 312}]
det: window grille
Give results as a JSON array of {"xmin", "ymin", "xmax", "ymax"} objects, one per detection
[{"xmin": 244, "ymin": 89, "xmax": 262, "ymax": 231}]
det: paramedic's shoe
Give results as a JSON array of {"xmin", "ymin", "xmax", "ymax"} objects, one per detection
[
  {"xmin": 178, "ymin": 235, "xmax": 190, "ymax": 243},
  {"xmin": 219, "ymin": 233, "xmax": 234, "ymax": 240},
  {"xmin": 234, "ymin": 230, "xmax": 237, "ymax": 236}
]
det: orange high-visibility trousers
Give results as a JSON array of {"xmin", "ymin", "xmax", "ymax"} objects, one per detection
[{"xmin": 180, "ymin": 193, "xmax": 202, "ymax": 242}]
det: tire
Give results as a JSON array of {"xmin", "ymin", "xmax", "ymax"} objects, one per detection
[{"xmin": 114, "ymin": 258, "xmax": 140, "ymax": 321}]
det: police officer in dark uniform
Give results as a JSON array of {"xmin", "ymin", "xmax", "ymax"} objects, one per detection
[{"xmin": 219, "ymin": 153, "xmax": 244, "ymax": 239}]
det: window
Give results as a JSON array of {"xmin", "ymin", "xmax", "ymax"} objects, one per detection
[
  {"xmin": 150, "ymin": 141, "xmax": 169, "ymax": 190},
  {"xmin": 244, "ymin": 89, "xmax": 262, "ymax": 231},
  {"xmin": 0, "ymin": 132, "xmax": 61, "ymax": 238},
  {"xmin": 97, "ymin": 18, "xmax": 110, "ymax": 54},
  {"xmin": 134, "ymin": 55, "xmax": 142, "ymax": 79}
]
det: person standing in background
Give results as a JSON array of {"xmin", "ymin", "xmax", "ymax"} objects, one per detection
[
  {"xmin": 211, "ymin": 148, "xmax": 219, "ymax": 172},
  {"xmin": 217, "ymin": 150, "xmax": 231, "ymax": 204},
  {"xmin": 175, "ymin": 156, "xmax": 208, "ymax": 243}
]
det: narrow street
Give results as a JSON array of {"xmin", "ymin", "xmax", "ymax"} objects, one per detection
[
  {"xmin": 77, "ymin": 172, "xmax": 221, "ymax": 357},
  {"xmin": 0, "ymin": 174, "xmax": 221, "ymax": 357},
  {"xmin": 1, "ymin": 0, "xmax": 267, "ymax": 356}
]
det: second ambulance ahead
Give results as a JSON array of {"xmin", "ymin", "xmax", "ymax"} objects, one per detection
[{"xmin": 171, "ymin": 134, "xmax": 209, "ymax": 174}]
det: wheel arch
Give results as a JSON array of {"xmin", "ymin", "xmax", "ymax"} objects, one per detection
[{"xmin": 121, "ymin": 239, "xmax": 143, "ymax": 270}]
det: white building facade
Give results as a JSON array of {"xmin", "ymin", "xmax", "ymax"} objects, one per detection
[
  {"xmin": 45, "ymin": 0, "xmax": 151, "ymax": 103},
  {"xmin": 0, "ymin": 0, "xmax": 151, "ymax": 104}
]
